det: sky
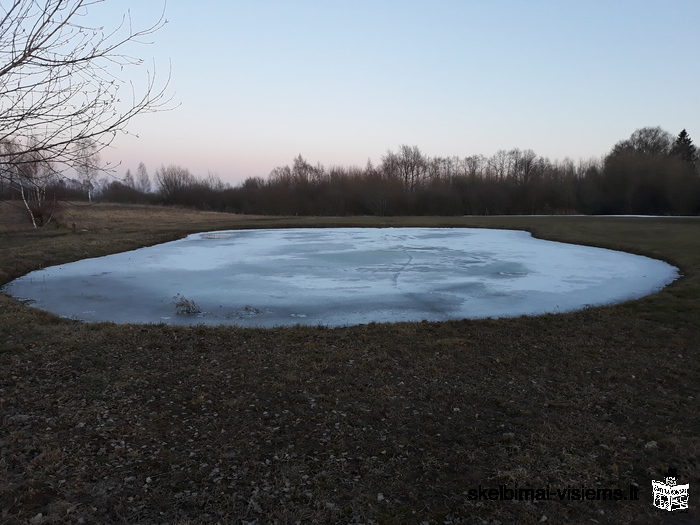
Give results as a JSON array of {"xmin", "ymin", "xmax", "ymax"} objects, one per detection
[{"xmin": 89, "ymin": 0, "xmax": 700, "ymax": 185}]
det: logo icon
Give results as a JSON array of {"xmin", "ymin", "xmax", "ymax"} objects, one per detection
[{"xmin": 652, "ymin": 468, "xmax": 689, "ymax": 512}]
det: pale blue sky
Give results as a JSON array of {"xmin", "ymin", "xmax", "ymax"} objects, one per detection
[{"xmin": 95, "ymin": 1, "xmax": 700, "ymax": 184}]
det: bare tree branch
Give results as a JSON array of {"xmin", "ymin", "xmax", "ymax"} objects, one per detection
[{"xmin": 0, "ymin": 0, "xmax": 173, "ymax": 176}]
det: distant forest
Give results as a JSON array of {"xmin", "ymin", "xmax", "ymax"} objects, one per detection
[{"xmin": 3, "ymin": 126, "xmax": 699, "ymax": 217}]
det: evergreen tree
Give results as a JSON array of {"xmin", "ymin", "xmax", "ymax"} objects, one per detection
[{"xmin": 670, "ymin": 129, "xmax": 697, "ymax": 164}]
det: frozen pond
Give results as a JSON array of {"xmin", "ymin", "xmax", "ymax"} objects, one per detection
[{"xmin": 2, "ymin": 228, "xmax": 679, "ymax": 327}]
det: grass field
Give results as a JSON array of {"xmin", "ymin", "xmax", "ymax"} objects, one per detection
[{"xmin": 1, "ymin": 202, "xmax": 698, "ymax": 524}]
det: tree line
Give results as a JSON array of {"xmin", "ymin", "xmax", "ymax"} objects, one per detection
[
  {"xmin": 106, "ymin": 126, "xmax": 699, "ymax": 216},
  {"xmin": 3, "ymin": 126, "xmax": 699, "ymax": 222}
]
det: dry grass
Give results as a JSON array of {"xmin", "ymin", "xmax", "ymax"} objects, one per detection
[{"xmin": 1, "ymin": 203, "xmax": 699, "ymax": 524}]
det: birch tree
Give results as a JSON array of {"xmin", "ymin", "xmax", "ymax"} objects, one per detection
[
  {"xmin": 1, "ymin": 139, "xmax": 59, "ymax": 227},
  {"xmin": 0, "ymin": 0, "xmax": 171, "ymax": 213},
  {"xmin": 74, "ymin": 139, "xmax": 101, "ymax": 201}
]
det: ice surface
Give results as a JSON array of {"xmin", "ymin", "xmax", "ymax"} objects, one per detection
[{"xmin": 2, "ymin": 228, "xmax": 679, "ymax": 327}]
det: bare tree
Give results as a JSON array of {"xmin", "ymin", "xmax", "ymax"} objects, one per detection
[
  {"xmin": 135, "ymin": 161, "xmax": 151, "ymax": 193},
  {"xmin": 487, "ymin": 149, "xmax": 513, "ymax": 180},
  {"xmin": 123, "ymin": 169, "xmax": 135, "ymax": 189},
  {"xmin": 397, "ymin": 145, "xmax": 427, "ymax": 191},
  {"xmin": 381, "ymin": 145, "xmax": 427, "ymax": 191},
  {"xmin": 508, "ymin": 148, "xmax": 538, "ymax": 185},
  {"xmin": 155, "ymin": 164, "xmax": 195, "ymax": 203},
  {"xmin": 291, "ymin": 155, "xmax": 314, "ymax": 186},
  {"xmin": 203, "ymin": 172, "xmax": 226, "ymax": 192},
  {"xmin": 1, "ymin": 138, "xmax": 60, "ymax": 226},
  {"xmin": 380, "ymin": 150, "xmax": 400, "ymax": 181},
  {"xmin": 611, "ymin": 126, "xmax": 673, "ymax": 157},
  {"xmin": 463, "ymin": 154, "xmax": 485, "ymax": 179},
  {"xmin": 0, "ymin": 0, "xmax": 171, "ymax": 186},
  {"xmin": 74, "ymin": 139, "xmax": 101, "ymax": 201}
]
